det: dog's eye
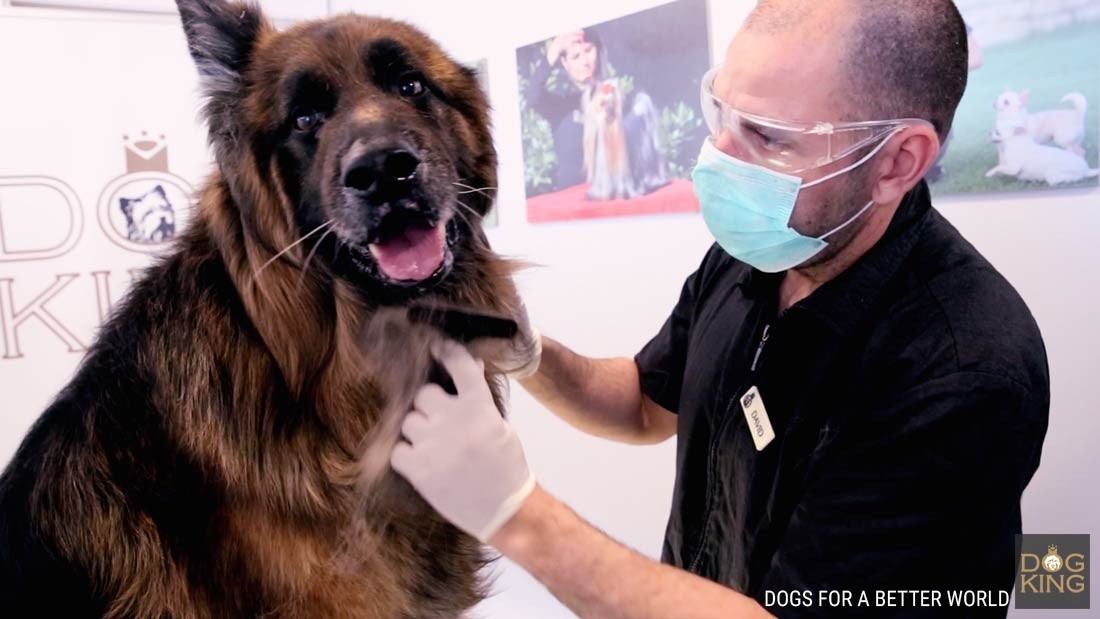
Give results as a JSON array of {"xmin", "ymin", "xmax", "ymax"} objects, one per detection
[
  {"xmin": 295, "ymin": 111, "xmax": 326, "ymax": 132},
  {"xmin": 399, "ymin": 75, "xmax": 426, "ymax": 98}
]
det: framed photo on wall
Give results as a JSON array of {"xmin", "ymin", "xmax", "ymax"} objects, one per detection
[
  {"xmin": 516, "ymin": 0, "xmax": 710, "ymax": 223},
  {"xmin": 930, "ymin": 0, "xmax": 1100, "ymax": 195}
]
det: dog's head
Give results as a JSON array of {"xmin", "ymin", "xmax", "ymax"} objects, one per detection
[
  {"xmin": 176, "ymin": 0, "xmax": 496, "ymax": 302},
  {"xmin": 994, "ymin": 89, "xmax": 1030, "ymax": 113},
  {"xmin": 586, "ymin": 79, "xmax": 622, "ymax": 121},
  {"xmin": 991, "ymin": 116, "xmax": 1031, "ymax": 144}
]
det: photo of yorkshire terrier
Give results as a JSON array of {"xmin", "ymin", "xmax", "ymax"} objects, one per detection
[
  {"xmin": 582, "ymin": 79, "xmax": 669, "ymax": 201},
  {"xmin": 119, "ymin": 184, "xmax": 177, "ymax": 243},
  {"xmin": 517, "ymin": 1, "xmax": 709, "ymax": 222}
]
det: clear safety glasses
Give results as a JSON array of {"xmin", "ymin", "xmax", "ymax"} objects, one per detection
[{"xmin": 700, "ymin": 66, "xmax": 932, "ymax": 174}]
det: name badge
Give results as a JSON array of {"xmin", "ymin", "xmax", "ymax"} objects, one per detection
[{"xmin": 739, "ymin": 386, "xmax": 775, "ymax": 451}]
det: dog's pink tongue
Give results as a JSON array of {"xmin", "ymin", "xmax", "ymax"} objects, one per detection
[{"xmin": 368, "ymin": 223, "xmax": 445, "ymax": 282}]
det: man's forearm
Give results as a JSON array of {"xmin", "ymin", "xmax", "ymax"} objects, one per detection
[
  {"xmin": 518, "ymin": 336, "xmax": 665, "ymax": 444},
  {"xmin": 490, "ymin": 485, "xmax": 774, "ymax": 619}
]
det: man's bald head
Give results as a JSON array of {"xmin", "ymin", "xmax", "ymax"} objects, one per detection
[{"xmin": 745, "ymin": 0, "xmax": 969, "ymax": 143}]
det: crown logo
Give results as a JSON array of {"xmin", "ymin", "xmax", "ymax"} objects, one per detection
[
  {"xmin": 1048, "ymin": 545, "xmax": 1059, "ymax": 554},
  {"xmin": 123, "ymin": 131, "xmax": 169, "ymax": 174}
]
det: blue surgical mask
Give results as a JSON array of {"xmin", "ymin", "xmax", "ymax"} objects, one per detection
[{"xmin": 692, "ymin": 134, "xmax": 897, "ymax": 273}]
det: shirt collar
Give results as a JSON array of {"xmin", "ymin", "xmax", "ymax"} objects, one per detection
[{"xmin": 741, "ymin": 180, "xmax": 933, "ymax": 334}]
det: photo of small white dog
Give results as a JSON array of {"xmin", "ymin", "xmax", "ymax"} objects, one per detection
[
  {"xmin": 987, "ymin": 113, "xmax": 1099, "ymax": 186},
  {"xmin": 994, "ymin": 89, "xmax": 1089, "ymax": 156}
]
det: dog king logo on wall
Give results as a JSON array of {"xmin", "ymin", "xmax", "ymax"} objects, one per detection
[
  {"xmin": 97, "ymin": 132, "xmax": 194, "ymax": 253},
  {"xmin": 1015, "ymin": 534, "xmax": 1089, "ymax": 609},
  {"xmin": 0, "ymin": 130, "xmax": 195, "ymax": 360}
]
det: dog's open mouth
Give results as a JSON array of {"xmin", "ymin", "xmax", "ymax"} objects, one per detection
[
  {"xmin": 359, "ymin": 209, "xmax": 454, "ymax": 285},
  {"xmin": 369, "ymin": 222, "xmax": 444, "ymax": 281}
]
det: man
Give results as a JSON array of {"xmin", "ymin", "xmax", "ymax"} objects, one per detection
[{"xmin": 391, "ymin": 1, "xmax": 1050, "ymax": 617}]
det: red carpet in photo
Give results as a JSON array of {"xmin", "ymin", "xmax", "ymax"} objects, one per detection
[{"xmin": 526, "ymin": 178, "xmax": 700, "ymax": 223}]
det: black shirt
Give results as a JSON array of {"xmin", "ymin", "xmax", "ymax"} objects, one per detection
[
  {"xmin": 525, "ymin": 55, "xmax": 588, "ymax": 192},
  {"xmin": 634, "ymin": 181, "xmax": 1049, "ymax": 617}
]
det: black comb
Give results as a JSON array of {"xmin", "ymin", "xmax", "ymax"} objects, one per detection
[
  {"xmin": 407, "ymin": 305, "xmax": 519, "ymax": 343},
  {"xmin": 408, "ymin": 305, "xmax": 519, "ymax": 395}
]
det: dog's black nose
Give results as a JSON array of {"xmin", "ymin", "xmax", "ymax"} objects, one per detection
[{"xmin": 343, "ymin": 148, "xmax": 420, "ymax": 195}]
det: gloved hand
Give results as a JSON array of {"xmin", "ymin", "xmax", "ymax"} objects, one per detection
[{"xmin": 390, "ymin": 339, "xmax": 537, "ymax": 543}]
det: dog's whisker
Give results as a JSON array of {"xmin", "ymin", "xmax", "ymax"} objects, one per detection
[
  {"xmin": 453, "ymin": 198, "xmax": 477, "ymax": 218},
  {"xmin": 297, "ymin": 224, "xmax": 337, "ymax": 291},
  {"xmin": 452, "ymin": 182, "xmax": 497, "ymax": 198},
  {"xmin": 453, "ymin": 200, "xmax": 483, "ymax": 229},
  {"xmin": 255, "ymin": 220, "xmax": 333, "ymax": 276},
  {"xmin": 453, "ymin": 180, "xmax": 495, "ymax": 189}
]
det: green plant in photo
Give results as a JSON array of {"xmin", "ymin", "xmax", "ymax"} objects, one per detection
[
  {"xmin": 519, "ymin": 60, "xmax": 557, "ymax": 195},
  {"xmin": 605, "ymin": 65, "xmax": 635, "ymax": 97},
  {"xmin": 521, "ymin": 107, "xmax": 557, "ymax": 195},
  {"xmin": 659, "ymin": 101, "xmax": 703, "ymax": 179}
]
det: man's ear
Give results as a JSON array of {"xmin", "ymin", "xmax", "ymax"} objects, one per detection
[
  {"xmin": 175, "ymin": 0, "xmax": 270, "ymax": 142},
  {"xmin": 870, "ymin": 124, "xmax": 940, "ymax": 205}
]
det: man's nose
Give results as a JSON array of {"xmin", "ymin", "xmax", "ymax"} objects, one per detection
[
  {"xmin": 341, "ymin": 143, "xmax": 421, "ymax": 201},
  {"xmin": 714, "ymin": 130, "xmax": 749, "ymax": 161}
]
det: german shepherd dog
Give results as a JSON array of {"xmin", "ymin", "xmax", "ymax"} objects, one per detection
[{"xmin": 0, "ymin": 1, "xmax": 523, "ymax": 617}]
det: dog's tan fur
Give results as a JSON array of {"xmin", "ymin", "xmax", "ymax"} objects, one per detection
[{"xmin": 583, "ymin": 80, "xmax": 631, "ymax": 194}]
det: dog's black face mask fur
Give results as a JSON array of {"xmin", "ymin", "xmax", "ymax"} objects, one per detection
[{"xmin": 177, "ymin": 0, "xmax": 498, "ymax": 304}]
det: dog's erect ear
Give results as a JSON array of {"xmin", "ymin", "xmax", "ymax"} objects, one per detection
[
  {"xmin": 176, "ymin": 1, "xmax": 269, "ymax": 119},
  {"xmin": 176, "ymin": 0, "xmax": 266, "ymax": 80}
]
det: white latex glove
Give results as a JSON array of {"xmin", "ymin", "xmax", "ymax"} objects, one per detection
[{"xmin": 390, "ymin": 339, "xmax": 536, "ymax": 543}]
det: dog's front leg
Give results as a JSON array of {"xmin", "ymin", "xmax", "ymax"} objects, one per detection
[{"xmin": 985, "ymin": 163, "xmax": 1021, "ymax": 178}]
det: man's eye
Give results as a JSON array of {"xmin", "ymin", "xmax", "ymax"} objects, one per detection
[
  {"xmin": 752, "ymin": 127, "xmax": 787, "ymax": 150},
  {"xmin": 399, "ymin": 75, "xmax": 426, "ymax": 98},
  {"xmin": 294, "ymin": 111, "xmax": 326, "ymax": 132}
]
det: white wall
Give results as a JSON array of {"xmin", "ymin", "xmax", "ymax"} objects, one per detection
[{"xmin": 0, "ymin": 1, "xmax": 1096, "ymax": 617}]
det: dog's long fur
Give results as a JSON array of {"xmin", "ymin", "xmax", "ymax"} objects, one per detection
[
  {"xmin": 582, "ymin": 79, "xmax": 668, "ymax": 201},
  {"xmin": 0, "ymin": 2, "xmax": 522, "ymax": 617}
]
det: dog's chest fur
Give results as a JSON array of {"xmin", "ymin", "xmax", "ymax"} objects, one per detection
[{"xmin": 0, "ymin": 224, "xmax": 492, "ymax": 618}]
